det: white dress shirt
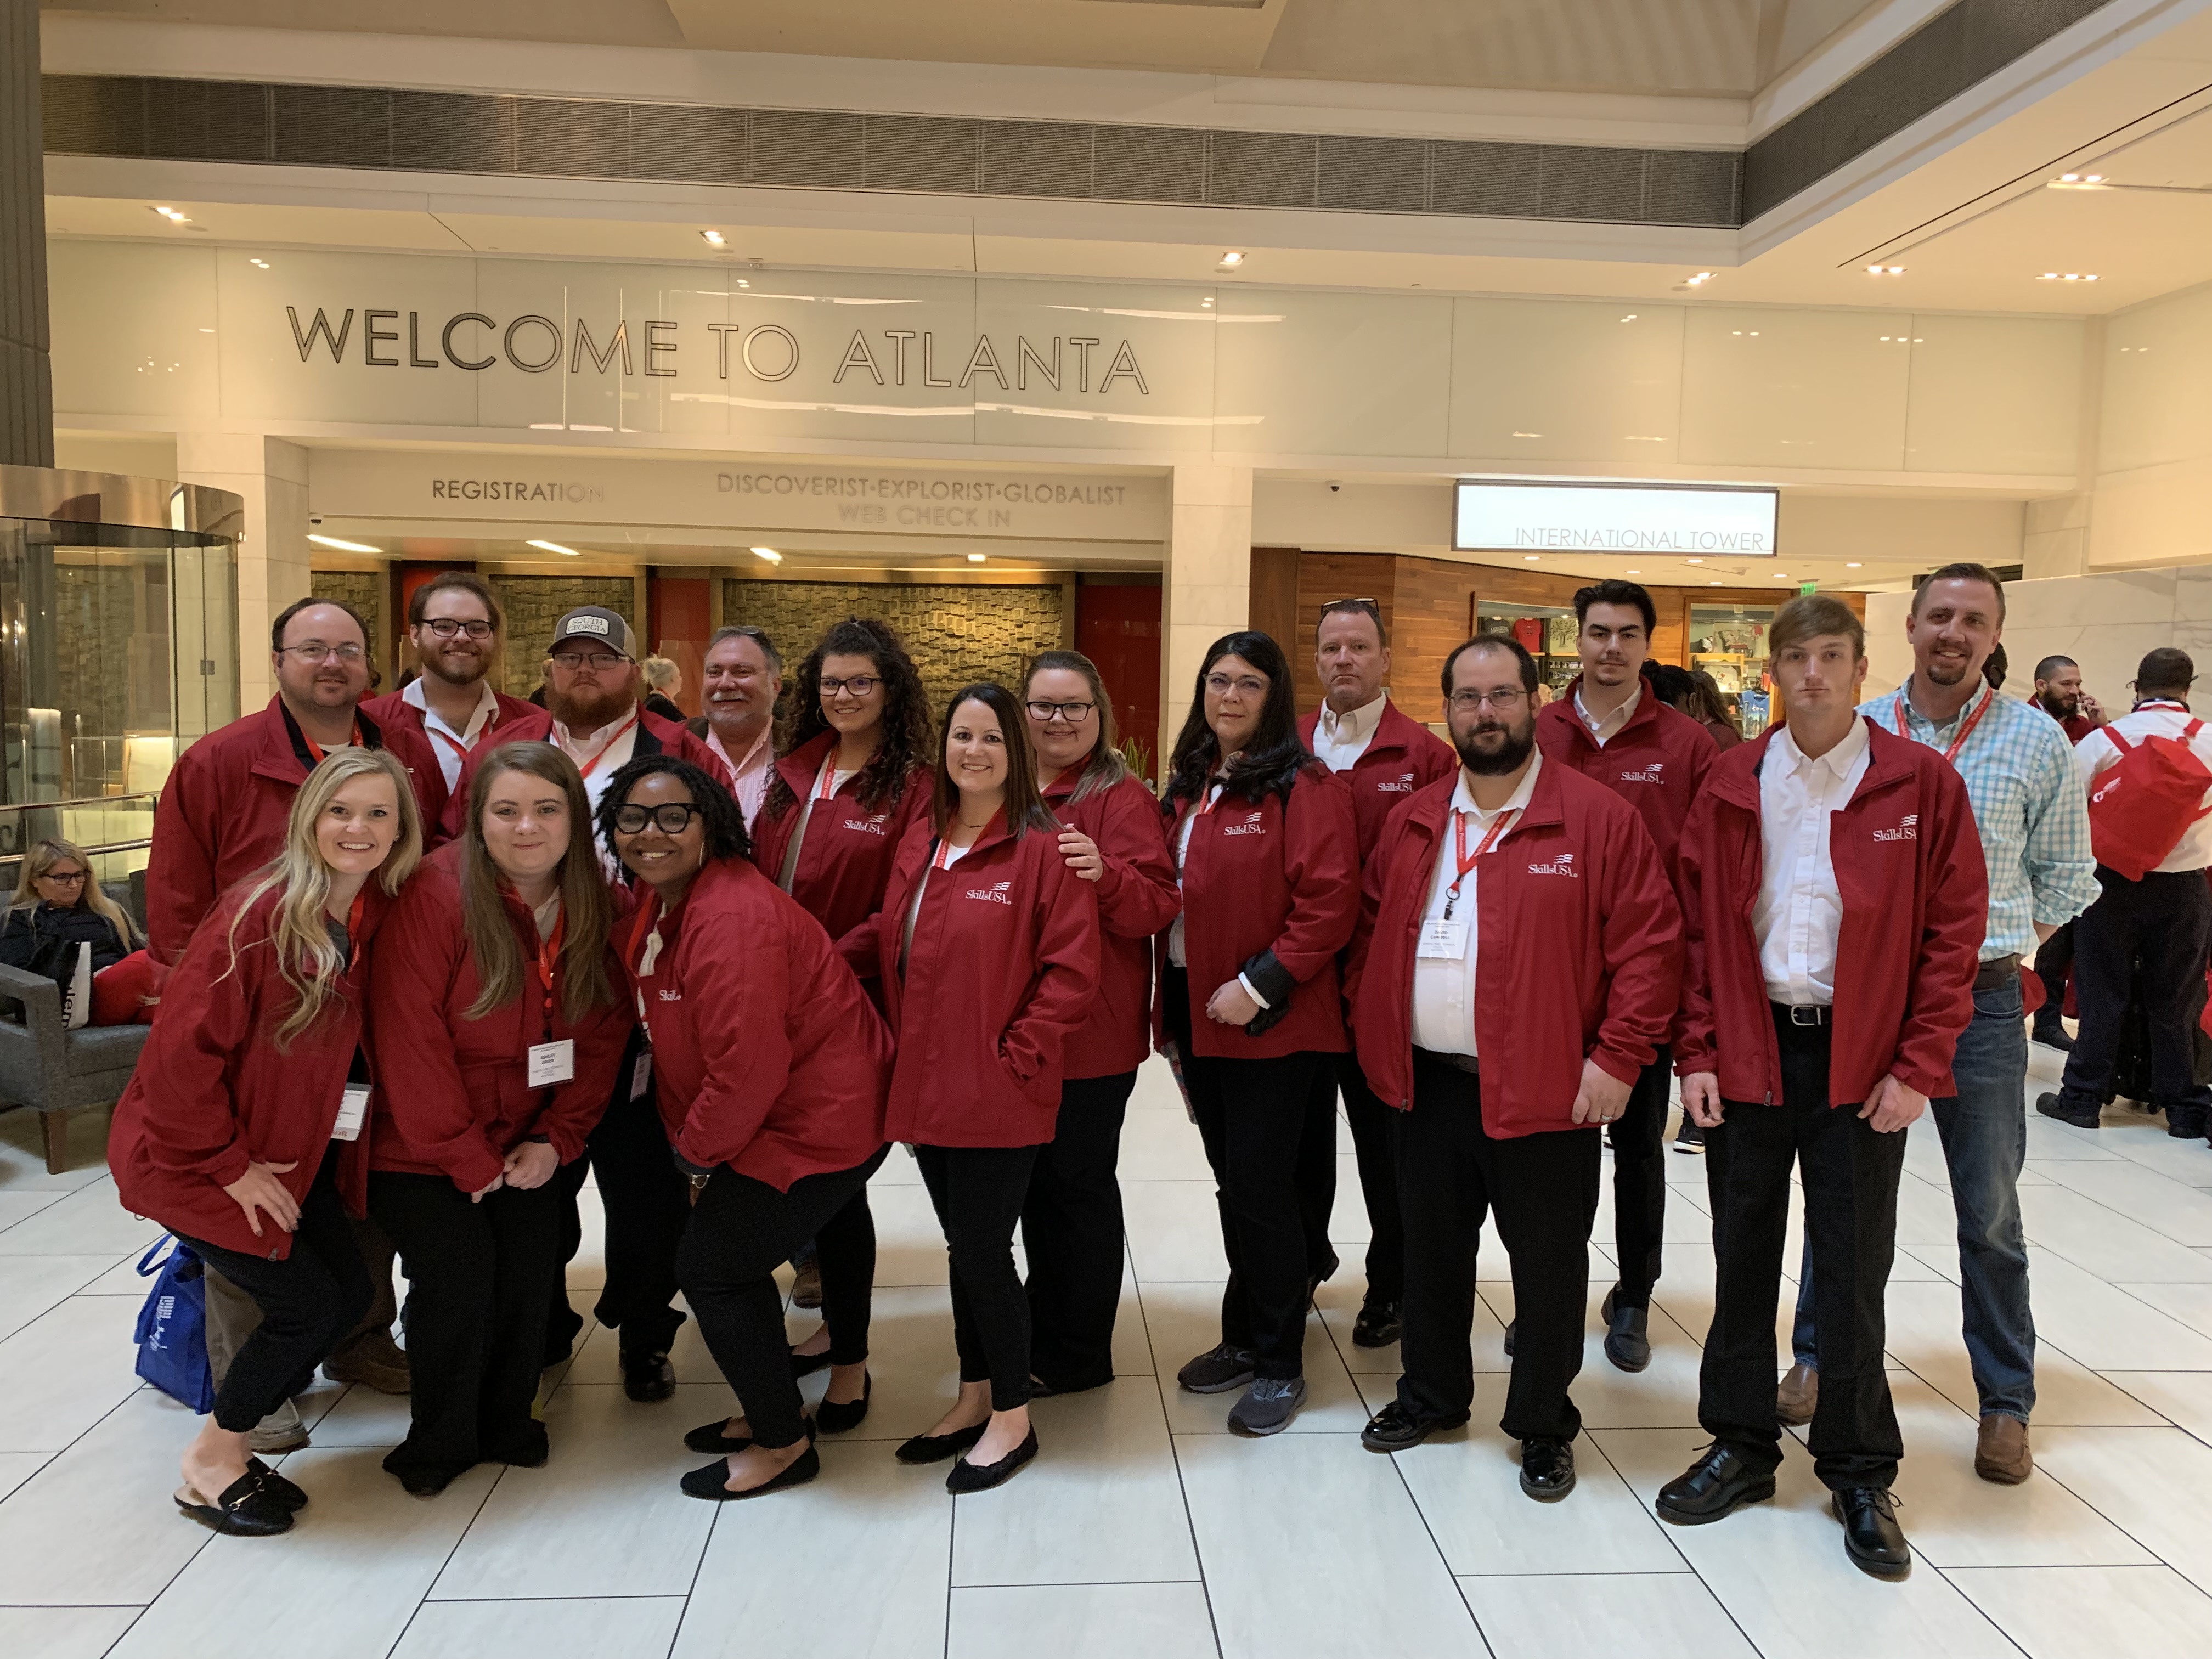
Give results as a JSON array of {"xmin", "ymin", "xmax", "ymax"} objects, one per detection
[
  {"xmin": 2074, "ymin": 700, "xmax": 2212, "ymax": 872},
  {"xmin": 403, "ymin": 677, "xmax": 501, "ymax": 791},
  {"xmin": 1311, "ymin": 694, "xmax": 1387, "ymax": 772},
  {"xmin": 1410, "ymin": 754, "xmax": 1543, "ymax": 1057},
  {"xmin": 1753, "ymin": 718, "xmax": 1873, "ymax": 1005},
  {"xmin": 554, "ymin": 712, "xmax": 642, "ymax": 812},
  {"xmin": 706, "ymin": 722, "xmax": 776, "ymax": 830},
  {"xmin": 1575, "ymin": 680, "xmax": 1640, "ymax": 749},
  {"xmin": 778, "ymin": 764, "xmax": 860, "ymax": 889}
]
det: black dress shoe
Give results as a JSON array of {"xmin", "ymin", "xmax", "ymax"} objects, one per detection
[
  {"xmin": 946, "ymin": 1429, "xmax": 1038, "ymax": 1493},
  {"xmin": 896, "ymin": 1421, "xmax": 988, "ymax": 1464},
  {"xmin": 393, "ymin": 1463, "xmax": 468, "ymax": 1498},
  {"xmin": 1520, "ymin": 1438, "xmax": 1576, "ymax": 1502},
  {"xmin": 492, "ymin": 1425, "xmax": 550, "ymax": 1468},
  {"xmin": 244, "ymin": 1457, "xmax": 308, "ymax": 1510},
  {"xmin": 1352, "ymin": 1301, "xmax": 1403, "ymax": 1348},
  {"xmin": 680, "ymin": 1444, "xmax": 820, "ymax": 1500},
  {"xmin": 789, "ymin": 1345, "xmax": 832, "ymax": 1379},
  {"xmin": 1656, "ymin": 1443, "xmax": 1777, "ymax": 1525},
  {"xmin": 1502, "ymin": 1318, "xmax": 1516, "ymax": 1358},
  {"xmin": 1600, "ymin": 1289, "xmax": 1652, "ymax": 1373},
  {"xmin": 815, "ymin": 1373, "xmax": 872, "ymax": 1435},
  {"xmin": 1832, "ymin": 1486, "xmax": 1911, "ymax": 1580},
  {"xmin": 621, "ymin": 1349, "xmax": 676, "ymax": 1402},
  {"xmin": 2036, "ymin": 1092, "xmax": 2102, "ymax": 1130},
  {"xmin": 175, "ymin": 1472, "xmax": 294, "ymax": 1536},
  {"xmin": 1360, "ymin": 1400, "xmax": 1469, "ymax": 1453},
  {"xmin": 686, "ymin": 1418, "xmax": 753, "ymax": 1454},
  {"xmin": 2031, "ymin": 1017, "xmax": 2075, "ymax": 1052}
]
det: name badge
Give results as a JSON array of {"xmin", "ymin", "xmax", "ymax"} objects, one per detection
[
  {"xmin": 1418, "ymin": 917, "xmax": 1470, "ymax": 960},
  {"xmin": 630, "ymin": 1051, "xmax": 653, "ymax": 1101},
  {"xmin": 332, "ymin": 1083, "xmax": 371, "ymax": 1142},
  {"xmin": 528, "ymin": 1039, "xmax": 577, "ymax": 1089}
]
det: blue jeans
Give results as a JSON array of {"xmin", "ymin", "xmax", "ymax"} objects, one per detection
[{"xmin": 1793, "ymin": 979, "xmax": 2036, "ymax": 1420}]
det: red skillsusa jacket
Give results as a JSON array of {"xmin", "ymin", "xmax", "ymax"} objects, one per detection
[
  {"xmin": 146, "ymin": 698, "xmax": 445, "ymax": 963},
  {"xmin": 448, "ymin": 704, "xmax": 730, "ymax": 838},
  {"xmin": 365, "ymin": 842, "xmax": 634, "ymax": 1194},
  {"xmin": 1041, "ymin": 769, "xmax": 1182, "ymax": 1081},
  {"xmin": 111, "ymin": 878, "xmax": 394, "ymax": 1259},
  {"xmin": 1673, "ymin": 720, "xmax": 1987, "ymax": 1108},
  {"xmin": 1535, "ymin": 678, "xmax": 1718, "ymax": 867},
  {"xmin": 1297, "ymin": 701, "xmax": 1458, "ymax": 863},
  {"xmin": 1347, "ymin": 760, "xmax": 1682, "ymax": 1138},
  {"xmin": 620, "ymin": 856, "xmax": 890, "ymax": 1188},
  {"xmin": 749, "ymin": 731, "xmax": 934, "ymax": 952},
  {"xmin": 865, "ymin": 813, "xmax": 1101, "ymax": 1147},
  {"xmin": 1154, "ymin": 763, "xmax": 1361, "ymax": 1061}
]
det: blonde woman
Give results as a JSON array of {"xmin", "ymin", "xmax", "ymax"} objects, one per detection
[
  {"xmin": 1, "ymin": 837, "xmax": 140, "ymax": 975},
  {"xmin": 110, "ymin": 749, "xmax": 423, "ymax": 1537}
]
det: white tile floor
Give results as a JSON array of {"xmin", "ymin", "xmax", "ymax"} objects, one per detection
[{"xmin": 5, "ymin": 1045, "xmax": 2212, "ymax": 1658}]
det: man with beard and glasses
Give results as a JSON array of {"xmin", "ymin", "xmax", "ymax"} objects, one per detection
[
  {"xmin": 1346, "ymin": 634, "xmax": 1680, "ymax": 1503},
  {"xmin": 685, "ymin": 625, "xmax": 783, "ymax": 830},
  {"xmin": 2026, "ymin": 656, "xmax": 2103, "ymax": 1049},
  {"xmin": 453, "ymin": 606, "xmax": 730, "ymax": 1402},
  {"xmin": 1785, "ymin": 565, "xmax": 2096, "ymax": 1488},
  {"xmin": 364, "ymin": 572, "xmax": 535, "ymax": 826}
]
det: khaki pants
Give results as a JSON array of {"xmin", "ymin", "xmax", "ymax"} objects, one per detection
[{"xmin": 204, "ymin": 1212, "xmax": 401, "ymax": 1385}]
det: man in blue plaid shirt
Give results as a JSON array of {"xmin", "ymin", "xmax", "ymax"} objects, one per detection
[{"xmin": 1787, "ymin": 563, "xmax": 2097, "ymax": 1489}]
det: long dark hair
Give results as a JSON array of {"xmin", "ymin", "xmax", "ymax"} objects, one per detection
[
  {"xmin": 459, "ymin": 742, "xmax": 615, "ymax": 1024},
  {"xmin": 933, "ymin": 682, "xmax": 1057, "ymax": 839},
  {"xmin": 1163, "ymin": 631, "xmax": 1308, "ymax": 811},
  {"xmin": 596, "ymin": 754, "xmax": 753, "ymax": 870},
  {"xmin": 1022, "ymin": 648, "xmax": 1128, "ymax": 805},
  {"xmin": 761, "ymin": 617, "xmax": 932, "ymax": 820}
]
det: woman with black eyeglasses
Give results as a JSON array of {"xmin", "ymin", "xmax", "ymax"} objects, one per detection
[
  {"xmin": 1158, "ymin": 632, "xmax": 1359, "ymax": 1437},
  {"xmin": 600, "ymin": 755, "xmax": 893, "ymax": 1500}
]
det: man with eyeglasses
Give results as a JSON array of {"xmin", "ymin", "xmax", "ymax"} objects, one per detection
[
  {"xmin": 1347, "ymin": 634, "xmax": 1679, "ymax": 1503},
  {"xmin": 451, "ymin": 605, "xmax": 727, "ymax": 1403},
  {"xmin": 364, "ymin": 572, "xmax": 535, "ymax": 816},
  {"xmin": 684, "ymin": 626, "xmax": 783, "ymax": 829},
  {"xmin": 1294, "ymin": 597, "xmax": 1456, "ymax": 1348},
  {"xmin": 1532, "ymin": 579, "xmax": 1714, "ymax": 1373}
]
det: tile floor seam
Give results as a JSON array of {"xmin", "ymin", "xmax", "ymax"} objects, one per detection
[
  {"xmin": 368, "ymin": 1423, "xmax": 511, "ymax": 1659},
  {"xmin": 1925, "ymin": 1561, "xmax": 2040, "ymax": 1658},
  {"xmin": 1128, "ymin": 1271, "xmax": 1227, "ymax": 1659}
]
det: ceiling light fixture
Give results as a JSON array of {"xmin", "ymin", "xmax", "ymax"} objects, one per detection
[
  {"xmin": 1524, "ymin": 554, "xmax": 1541, "ymax": 562},
  {"xmin": 306, "ymin": 534, "xmax": 381, "ymax": 554},
  {"xmin": 1709, "ymin": 579, "xmax": 1723, "ymax": 585},
  {"xmin": 249, "ymin": 257, "xmax": 269, "ymax": 268},
  {"xmin": 701, "ymin": 230, "xmax": 726, "ymax": 246},
  {"xmin": 526, "ymin": 539, "xmax": 582, "ymax": 557},
  {"xmin": 1866, "ymin": 264, "xmax": 1905, "ymax": 275},
  {"xmin": 1218, "ymin": 251, "xmax": 1245, "ymax": 267},
  {"xmin": 1684, "ymin": 272, "xmax": 1716, "ymax": 286},
  {"xmin": 149, "ymin": 206, "xmax": 189, "ymax": 223},
  {"xmin": 2038, "ymin": 272, "xmax": 2101, "ymax": 281},
  {"xmin": 967, "ymin": 552, "xmax": 987, "ymax": 563},
  {"xmin": 1621, "ymin": 314, "xmax": 1638, "ymax": 323},
  {"xmin": 749, "ymin": 546, "xmax": 782, "ymax": 564},
  {"xmin": 2055, "ymin": 173, "xmax": 2106, "ymax": 185},
  {"xmin": 1847, "ymin": 562, "xmax": 1863, "ymax": 568},
  {"xmin": 1685, "ymin": 557, "xmax": 1704, "ymax": 565}
]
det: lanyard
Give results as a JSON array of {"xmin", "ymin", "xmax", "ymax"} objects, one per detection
[
  {"xmin": 532, "ymin": 907, "xmax": 566, "ymax": 1025},
  {"xmin": 623, "ymin": 897, "xmax": 663, "ymax": 1032},
  {"xmin": 428, "ymin": 703, "xmax": 497, "ymax": 761},
  {"xmin": 931, "ymin": 837, "xmax": 961, "ymax": 871},
  {"xmin": 569, "ymin": 712, "xmax": 641, "ymax": 782},
  {"xmin": 1894, "ymin": 684, "xmax": 1991, "ymax": 768},
  {"xmin": 1443, "ymin": 808, "xmax": 1519, "ymax": 920},
  {"xmin": 302, "ymin": 720, "xmax": 364, "ymax": 765},
  {"xmin": 342, "ymin": 888, "xmax": 366, "ymax": 973},
  {"xmin": 814, "ymin": 752, "xmax": 845, "ymax": 801}
]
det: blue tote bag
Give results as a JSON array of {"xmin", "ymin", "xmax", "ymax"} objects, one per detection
[{"xmin": 133, "ymin": 1237, "xmax": 216, "ymax": 1413}]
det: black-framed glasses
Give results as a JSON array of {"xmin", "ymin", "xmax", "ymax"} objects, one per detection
[
  {"xmin": 550, "ymin": 650, "xmax": 631, "ymax": 670},
  {"xmin": 612, "ymin": 803, "xmax": 703, "ymax": 836},
  {"xmin": 1025, "ymin": 699, "xmax": 1096, "ymax": 723},
  {"xmin": 422, "ymin": 618, "xmax": 494, "ymax": 640},
  {"xmin": 1205, "ymin": 673, "xmax": 1268, "ymax": 697},
  {"xmin": 38, "ymin": 868, "xmax": 88, "ymax": 885},
  {"xmin": 1447, "ymin": 688, "xmax": 1528, "ymax": 713},
  {"xmin": 820, "ymin": 674, "xmax": 879, "ymax": 698}
]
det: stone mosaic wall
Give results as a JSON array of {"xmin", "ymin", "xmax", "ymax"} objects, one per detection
[
  {"xmin": 488, "ymin": 575, "xmax": 640, "ymax": 696},
  {"xmin": 721, "ymin": 580, "xmax": 1063, "ymax": 716},
  {"xmin": 309, "ymin": 570, "xmax": 385, "ymax": 687}
]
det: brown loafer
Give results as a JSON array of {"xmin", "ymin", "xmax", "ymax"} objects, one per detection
[
  {"xmin": 1975, "ymin": 1413, "xmax": 2032, "ymax": 1484},
  {"xmin": 1776, "ymin": 1363, "xmax": 1818, "ymax": 1427}
]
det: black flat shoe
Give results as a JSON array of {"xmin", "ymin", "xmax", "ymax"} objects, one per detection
[
  {"xmin": 244, "ymin": 1457, "xmax": 308, "ymax": 1510},
  {"xmin": 946, "ymin": 1429, "xmax": 1037, "ymax": 1494},
  {"xmin": 2036, "ymin": 1092, "xmax": 2102, "ymax": 1130},
  {"xmin": 686, "ymin": 1418, "xmax": 753, "ymax": 1455},
  {"xmin": 788, "ymin": 1345, "xmax": 832, "ymax": 1380},
  {"xmin": 1352, "ymin": 1301, "xmax": 1403, "ymax": 1348},
  {"xmin": 393, "ymin": 1463, "xmax": 468, "ymax": 1498},
  {"xmin": 491, "ymin": 1425, "xmax": 550, "ymax": 1468},
  {"xmin": 1600, "ymin": 1289, "xmax": 1651, "ymax": 1373},
  {"xmin": 1656, "ymin": 1443, "xmax": 1777, "ymax": 1525},
  {"xmin": 176, "ymin": 1472, "xmax": 294, "ymax": 1536},
  {"xmin": 1832, "ymin": 1486, "xmax": 1911, "ymax": 1580},
  {"xmin": 1360, "ymin": 1400, "xmax": 1469, "ymax": 1453},
  {"xmin": 814, "ymin": 1373, "xmax": 872, "ymax": 1435},
  {"xmin": 1520, "ymin": 1438, "xmax": 1576, "ymax": 1502},
  {"xmin": 680, "ymin": 1444, "xmax": 820, "ymax": 1501},
  {"xmin": 896, "ymin": 1421, "xmax": 988, "ymax": 1465},
  {"xmin": 621, "ymin": 1349, "xmax": 676, "ymax": 1403}
]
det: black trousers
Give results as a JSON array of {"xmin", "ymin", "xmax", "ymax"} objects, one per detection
[
  {"xmin": 676, "ymin": 1148, "xmax": 885, "ymax": 1449},
  {"xmin": 1702, "ymin": 1009, "xmax": 1906, "ymax": 1490},
  {"xmin": 1022, "ymin": 1069, "xmax": 1136, "ymax": 1392},
  {"xmin": 2033, "ymin": 920, "xmax": 2075, "ymax": 1022},
  {"xmin": 1293, "ymin": 1070, "xmax": 1342, "ymax": 1284},
  {"xmin": 370, "ymin": 1170, "xmax": 565, "ymax": 1472},
  {"xmin": 2060, "ymin": 866, "xmax": 2212, "ymax": 1116},
  {"xmin": 1301, "ymin": 1052, "xmax": 1403, "ymax": 1307},
  {"xmin": 550, "ymin": 1061, "xmax": 691, "ymax": 1357},
  {"xmin": 916, "ymin": 1143, "xmax": 1041, "ymax": 1412},
  {"xmin": 1393, "ymin": 1051, "xmax": 1599, "ymax": 1442},
  {"xmin": 180, "ymin": 1144, "xmax": 374, "ymax": 1435},
  {"xmin": 1607, "ymin": 1050, "xmax": 1672, "ymax": 1308}
]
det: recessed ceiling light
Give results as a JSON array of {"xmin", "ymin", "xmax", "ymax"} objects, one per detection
[
  {"xmin": 526, "ymin": 539, "xmax": 582, "ymax": 557},
  {"xmin": 1866, "ymin": 264, "xmax": 1904, "ymax": 275},
  {"xmin": 1524, "ymin": 555, "xmax": 1541, "ymax": 562},
  {"xmin": 1685, "ymin": 557, "xmax": 1704, "ymax": 565},
  {"xmin": 749, "ymin": 546, "xmax": 783, "ymax": 563},
  {"xmin": 306, "ymin": 534, "xmax": 381, "ymax": 554},
  {"xmin": 2038, "ymin": 272, "xmax": 2100, "ymax": 281},
  {"xmin": 1200, "ymin": 297, "xmax": 1215, "ymax": 308},
  {"xmin": 1626, "ymin": 569, "xmax": 1641, "ymax": 574},
  {"xmin": 1621, "ymin": 314, "xmax": 1638, "ymax": 323},
  {"xmin": 1510, "ymin": 431, "xmax": 1544, "ymax": 438},
  {"xmin": 1709, "ymin": 579, "xmax": 1723, "ymax": 585},
  {"xmin": 2055, "ymin": 173, "xmax": 2106, "ymax": 184},
  {"xmin": 1847, "ymin": 562, "xmax": 1863, "ymax": 568},
  {"xmin": 701, "ymin": 229, "xmax": 726, "ymax": 246},
  {"xmin": 149, "ymin": 206, "xmax": 190, "ymax": 223},
  {"xmin": 249, "ymin": 257, "xmax": 269, "ymax": 269},
  {"xmin": 967, "ymin": 552, "xmax": 987, "ymax": 563},
  {"xmin": 1774, "ymin": 573, "xmax": 1789, "ymax": 580},
  {"xmin": 1218, "ymin": 251, "xmax": 1245, "ymax": 267}
]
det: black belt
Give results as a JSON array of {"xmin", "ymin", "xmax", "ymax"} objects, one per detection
[
  {"xmin": 1414, "ymin": 1047, "xmax": 1481, "ymax": 1076},
  {"xmin": 1769, "ymin": 1002, "xmax": 1831, "ymax": 1028},
  {"xmin": 1976, "ymin": 954, "xmax": 2022, "ymax": 990}
]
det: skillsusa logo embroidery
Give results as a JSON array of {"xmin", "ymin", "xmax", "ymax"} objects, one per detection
[
  {"xmin": 1873, "ymin": 813, "xmax": 1920, "ymax": 843},
  {"xmin": 1221, "ymin": 809, "xmax": 1268, "ymax": 837},
  {"xmin": 964, "ymin": 879, "xmax": 1014, "ymax": 906},
  {"xmin": 1376, "ymin": 771, "xmax": 1418, "ymax": 794},
  {"xmin": 842, "ymin": 810, "xmax": 893, "ymax": 836},
  {"xmin": 1527, "ymin": 851, "xmax": 1579, "ymax": 878},
  {"xmin": 658, "ymin": 988, "xmax": 682, "ymax": 1002},
  {"xmin": 1619, "ymin": 761, "xmax": 1666, "ymax": 785}
]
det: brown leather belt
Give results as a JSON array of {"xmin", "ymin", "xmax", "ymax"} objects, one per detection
[
  {"xmin": 1976, "ymin": 953, "xmax": 2022, "ymax": 990},
  {"xmin": 1414, "ymin": 1047, "xmax": 1481, "ymax": 1076}
]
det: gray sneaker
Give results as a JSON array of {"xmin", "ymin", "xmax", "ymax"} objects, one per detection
[
  {"xmin": 1227, "ymin": 1376, "xmax": 1307, "ymax": 1436},
  {"xmin": 1177, "ymin": 1342, "xmax": 1256, "ymax": 1395},
  {"xmin": 246, "ymin": 1398, "xmax": 309, "ymax": 1454}
]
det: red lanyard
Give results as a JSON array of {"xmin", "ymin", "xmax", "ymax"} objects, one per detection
[
  {"xmin": 931, "ymin": 838, "xmax": 961, "ymax": 871},
  {"xmin": 533, "ymin": 907, "xmax": 566, "ymax": 1025},
  {"xmin": 1894, "ymin": 684, "xmax": 1991, "ymax": 767},
  {"xmin": 571, "ymin": 712, "xmax": 641, "ymax": 782},
  {"xmin": 303, "ymin": 720, "xmax": 364, "ymax": 764},
  {"xmin": 1443, "ymin": 808, "xmax": 1519, "ymax": 918},
  {"xmin": 623, "ymin": 897, "xmax": 663, "ymax": 1032},
  {"xmin": 342, "ymin": 888, "xmax": 366, "ymax": 973},
  {"xmin": 428, "ymin": 704, "xmax": 497, "ymax": 761}
]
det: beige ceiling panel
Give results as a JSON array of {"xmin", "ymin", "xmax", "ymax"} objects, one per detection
[{"xmin": 43, "ymin": 195, "xmax": 472, "ymax": 251}]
